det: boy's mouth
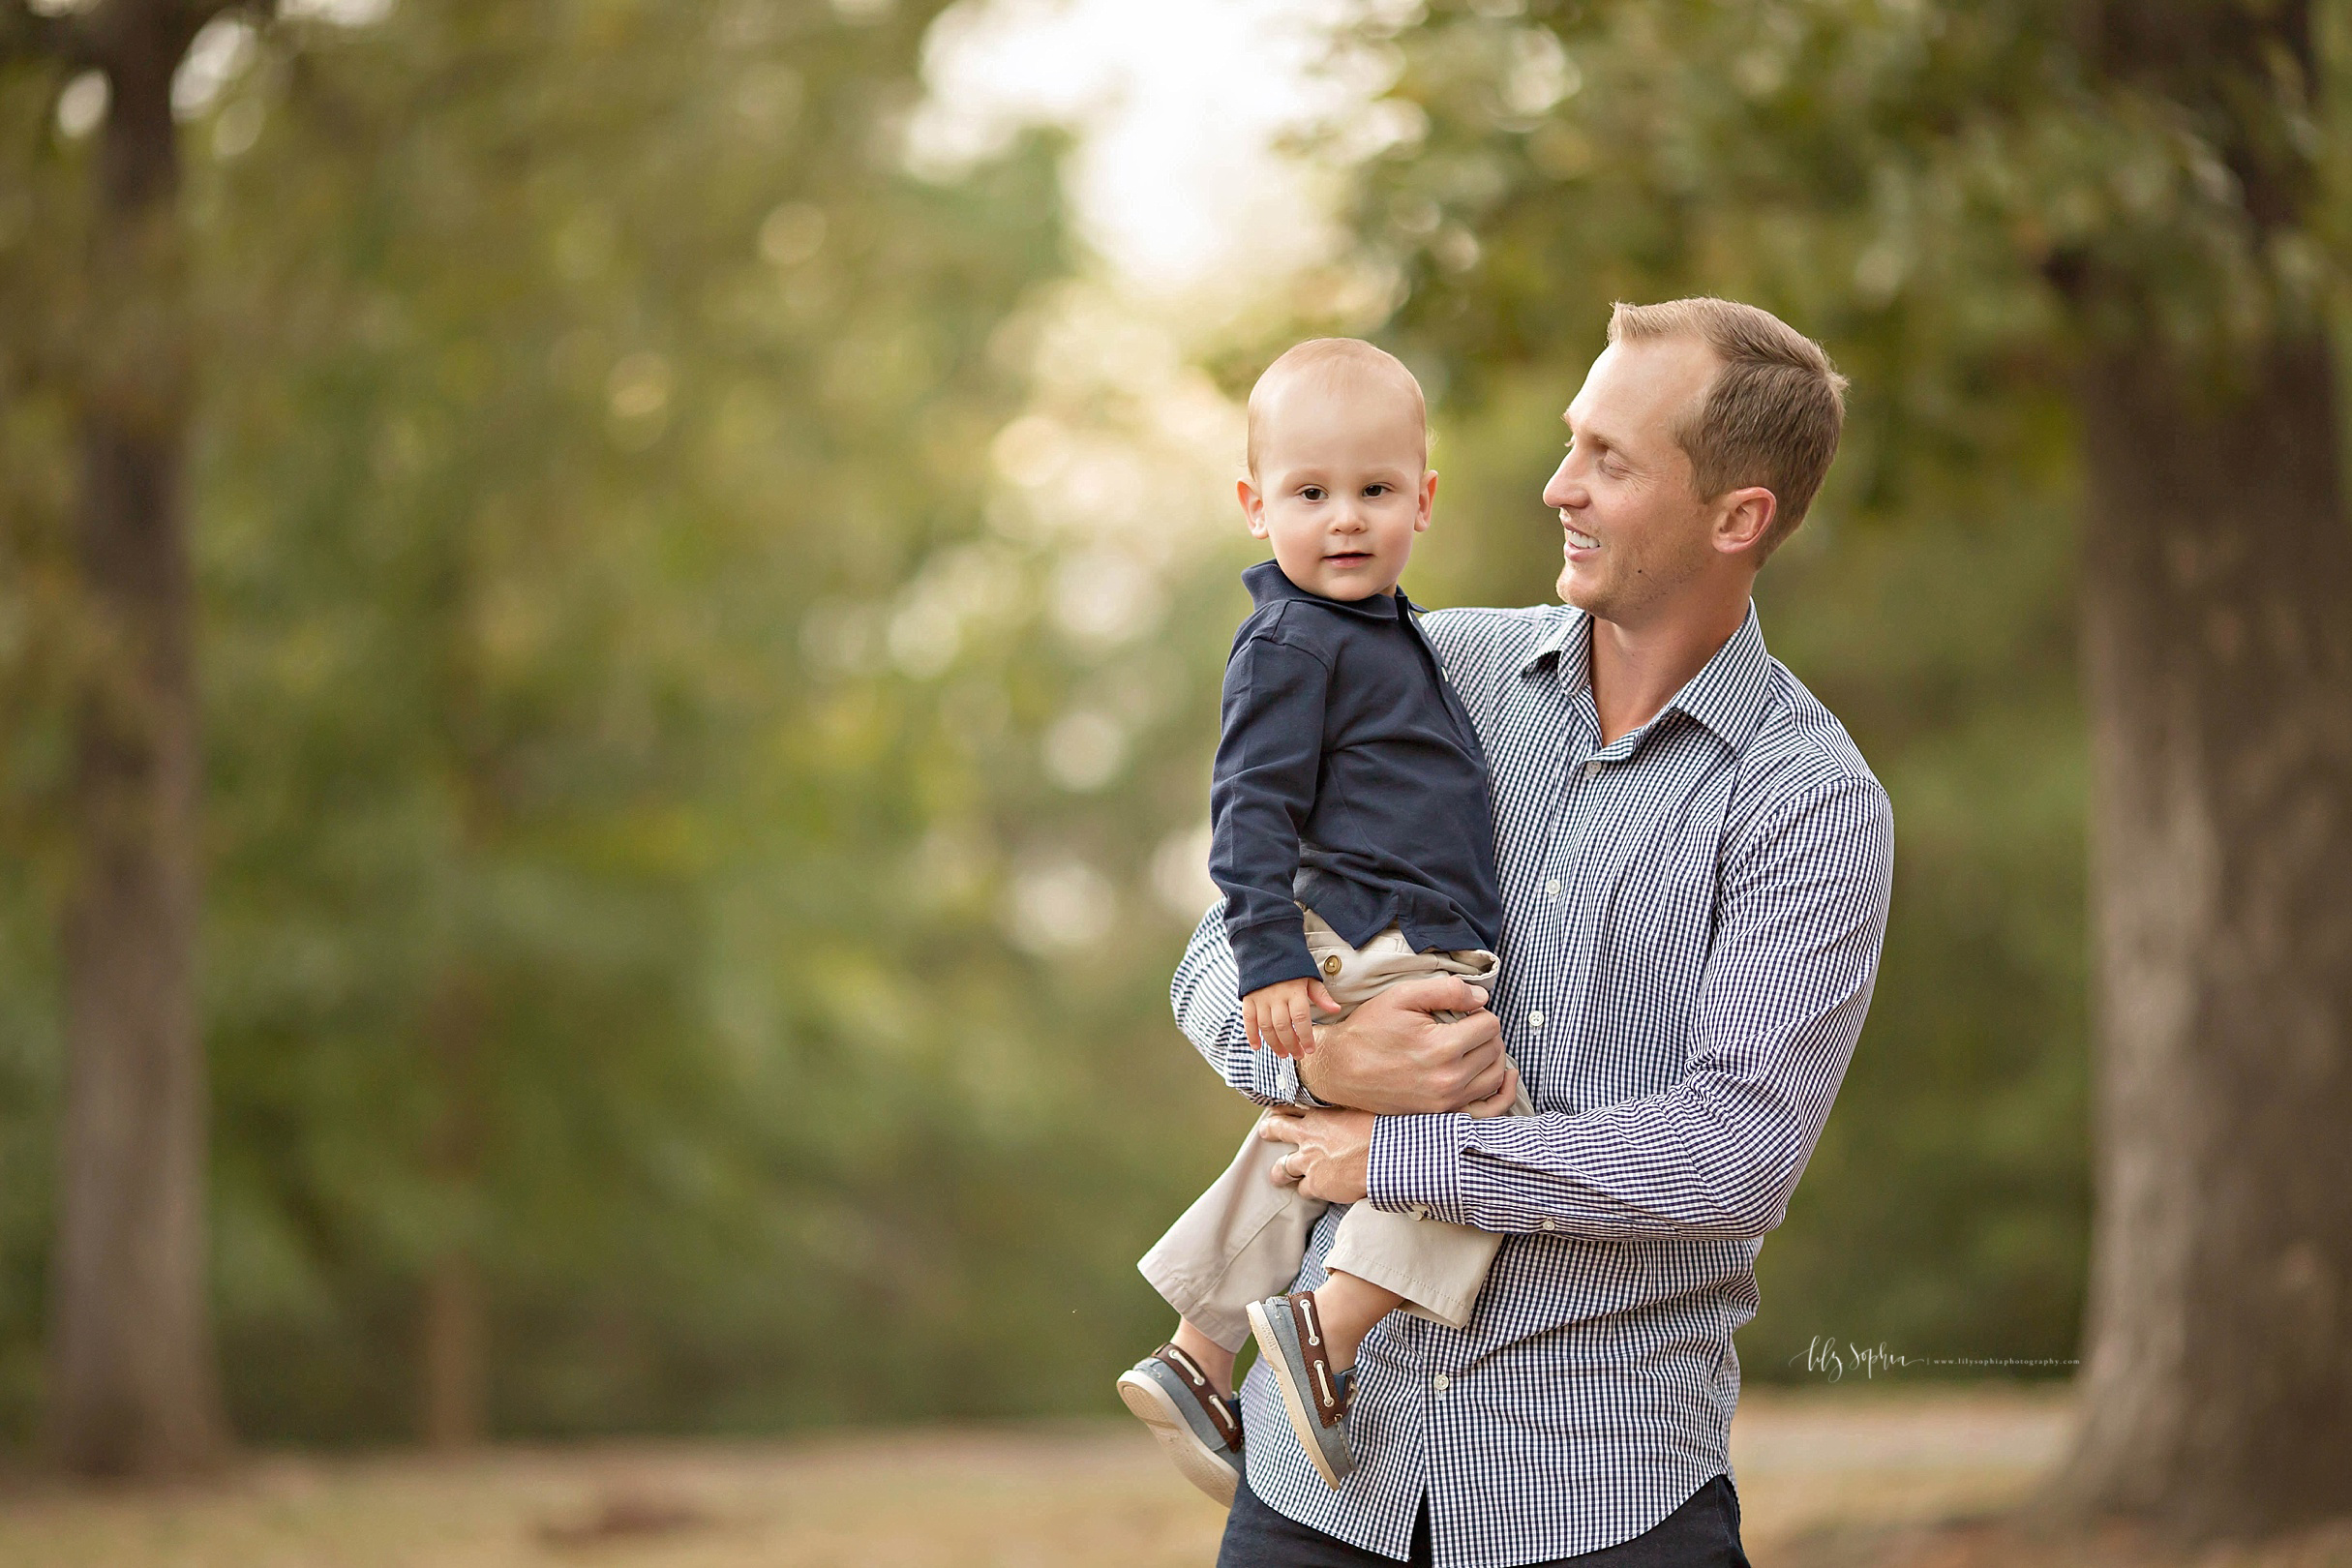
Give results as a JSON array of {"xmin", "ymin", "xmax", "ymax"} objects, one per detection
[{"xmin": 1323, "ymin": 552, "xmax": 1373, "ymax": 566}]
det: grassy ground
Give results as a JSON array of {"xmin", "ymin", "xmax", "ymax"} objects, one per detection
[{"xmin": 1, "ymin": 1385, "xmax": 2337, "ymax": 1567}]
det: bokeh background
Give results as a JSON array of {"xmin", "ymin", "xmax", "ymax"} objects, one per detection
[
  {"xmin": 0, "ymin": 0, "xmax": 2101, "ymax": 1452},
  {"xmin": 15, "ymin": 10, "xmax": 2352, "ymax": 1561}
]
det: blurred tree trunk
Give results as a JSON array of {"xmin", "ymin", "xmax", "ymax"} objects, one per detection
[
  {"xmin": 421, "ymin": 971, "xmax": 488, "ymax": 1449},
  {"xmin": 2061, "ymin": 0, "xmax": 2352, "ymax": 1534},
  {"xmin": 421, "ymin": 1252, "xmax": 486, "ymax": 1448},
  {"xmin": 45, "ymin": 0, "xmax": 228, "ymax": 1477}
]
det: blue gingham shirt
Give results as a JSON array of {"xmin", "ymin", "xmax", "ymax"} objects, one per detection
[{"xmin": 1171, "ymin": 601, "xmax": 1893, "ymax": 1567}]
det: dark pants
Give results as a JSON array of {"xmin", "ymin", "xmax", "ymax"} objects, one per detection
[{"xmin": 1216, "ymin": 1466, "xmax": 1752, "ymax": 1568}]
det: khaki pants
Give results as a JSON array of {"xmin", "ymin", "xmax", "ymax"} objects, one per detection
[{"xmin": 1139, "ymin": 912, "xmax": 1532, "ymax": 1352}]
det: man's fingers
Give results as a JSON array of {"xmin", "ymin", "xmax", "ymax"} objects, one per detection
[
  {"xmin": 1257, "ymin": 1112, "xmax": 1304, "ymax": 1144},
  {"xmin": 1431, "ymin": 1007, "xmax": 1504, "ymax": 1063},
  {"xmin": 1259, "ymin": 1109, "xmax": 1315, "ymax": 1184},
  {"xmin": 1383, "ymin": 974, "xmax": 1492, "ymax": 1019},
  {"xmin": 1464, "ymin": 1060, "xmax": 1522, "ymax": 1118},
  {"xmin": 1451, "ymin": 1042, "xmax": 1510, "ymax": 1110}
]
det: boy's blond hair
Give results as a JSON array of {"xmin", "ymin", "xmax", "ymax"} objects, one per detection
[
  {"xmin": 1246, "ymin": 339, "xmax": 1428, "ymax": 478},
  {"xmin": 1608, "ymin": 298, "xmax": 1847, "ymax": 553}
]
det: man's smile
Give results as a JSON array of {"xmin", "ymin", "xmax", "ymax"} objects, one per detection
[{"xmin": 1561, "ymin": 518, "xmax": 1600, "ymax": 552}]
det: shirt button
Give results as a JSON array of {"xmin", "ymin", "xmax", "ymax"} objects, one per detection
[
  {"xmin": 1411, "ymin": 1205, "xmax": 1431, "ymax": 1220},
  {"xmin": 1432, "ymin": 1373, "xmax": 1451, "ymax": 1393},
  {"xmin": 1545, "ymin": 879, "xmax": 1561, "ymax": 899},
  {"xmin": 1583, "ymin": 759, "xmax": 1603, "ymax": 777},
  {"xmin": 1528, "ymin": 1010, "xmax": 1545, "ymax": 1028},
  {"xmin": 1539, "ymin": 1220, "xmax": 1558, "ymax": 1232}
]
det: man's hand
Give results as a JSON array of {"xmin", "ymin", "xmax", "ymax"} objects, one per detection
[
  {"xmin": 1243, "ymin": 976, "xmax": 1342, "ymax": 1058},
  {"xmin": 1294, "ymin": 976, "xmax": 1515, "ymax": 1114},
  {"xmin": 1258, "ymin": 1107, "xmax": 1373, "ymax": 1204}
]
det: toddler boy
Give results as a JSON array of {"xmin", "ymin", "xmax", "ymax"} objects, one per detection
[{"xmin": 1115, "ymin": 339, "xmax": 1531, "ymax": 1502}]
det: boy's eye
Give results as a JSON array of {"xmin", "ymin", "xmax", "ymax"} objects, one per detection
[
  {"xmin": 1301, "ymin": 486, "xmax": 1325, "ymax": 501},
  {"xmin": 1364, "ymin": 484, "xmax": 1389, "ymax": 498}
]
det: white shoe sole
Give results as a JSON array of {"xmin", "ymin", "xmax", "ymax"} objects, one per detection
[
  {"xmin": 1116, "ymin": 1369, "xmax": 1239, "ymax": 1506},
  {"xmin": 1246, "ymin": 1298, "xmax": 1347, "ymax": 1489}
]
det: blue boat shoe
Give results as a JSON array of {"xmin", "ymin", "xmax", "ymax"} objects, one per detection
[
  {"xmin": 1116, "ymin": 1343, "xmax": 1245, "ymax": 1504},
  {"xmin": 1246, "ymin": 1291, "xmax": 1357, "ymax": 1488}
]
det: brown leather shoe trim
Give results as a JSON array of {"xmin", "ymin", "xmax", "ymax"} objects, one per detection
[
  {"xmin": 1283, "ymin": 1293, "xmax": 1352, "ymax": 1429},
  {"xmin": 1151, "ymin": 1343, "xmax": 1242, "ymax": 1446}
]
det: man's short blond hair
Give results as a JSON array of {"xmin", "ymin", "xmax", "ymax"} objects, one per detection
[
  {"xmin": 1246, "ymin": 338, "xmax": 1428, "ymax": 477},
  {"xmin": 1607, "ymin": 298, "xmax": 1848, "ymax": 552}
]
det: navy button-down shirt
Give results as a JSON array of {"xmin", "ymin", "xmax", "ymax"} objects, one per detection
[
  {"xmin": 1212, "ymin": 560, "xmax": 1504, "ymax": 997},
  {"xmin": 1173, "ymin": 601, "xmax": 1893, "ymax": 1566}
]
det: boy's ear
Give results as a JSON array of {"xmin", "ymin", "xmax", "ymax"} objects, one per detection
[
  {"xmin": 1416, "ymin": 469, "xmax": 1438, "ymax": 532},
  {"xmin": 1238, "ymin": 476, "xmax": 1270, "ymax": 538}
]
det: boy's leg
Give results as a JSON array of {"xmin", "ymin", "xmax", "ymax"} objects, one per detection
[
  {"xmin": 1128, "ymin": 1111, "xmax": 1335, "ymax": 1506},
  {"xmin": 1138, "ymin": 1111, "xmax": 1333, "ymax": 1355},
  {"xmin": 1290, "ymin": 926, "xmax": 1527, "ymax": 1351},
  {"xmin": 1323, "ymin": 1043, "xmax": 1532, "ymax": 1335},
  {"xmin": 1135, "ymin": 908, "xmax": 1386, "ymax": 1357}
]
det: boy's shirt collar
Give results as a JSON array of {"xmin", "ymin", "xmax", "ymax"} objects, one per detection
[{"xmin": 1242, "ymin": 558, "xmax": 1416, "ymax": 623}]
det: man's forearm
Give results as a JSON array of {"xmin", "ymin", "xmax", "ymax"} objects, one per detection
[
  {"xmin": 1367, "ymin": 1083, "xmax": 1808, "ymax": 1241},
  {"xmin": 1364, "ymin": 892, "xmax": 1885, "ymax": 1237},
  {"xmin": 1369, "ymin": 773, "xmax": 1894, "ymax": 1241}
]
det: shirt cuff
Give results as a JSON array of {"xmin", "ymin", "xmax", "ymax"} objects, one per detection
[
  {"xmin": 1229, "ymin": 1029, "xmax": 1319, "ymax": 1108},
  {"xmin": 1367, "ymin": 1113, "xmax": 1471, "ymax": 1221},
  {"xmin": 1265, "ymin": 1052, "xmax": 1312, "ymax": 1108},
  {"xmin": 1229, "ymin": 919, "xmax": 1321, "ymax": 998}
]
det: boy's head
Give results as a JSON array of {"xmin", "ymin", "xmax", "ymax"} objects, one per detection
[{"xmin": 1239, "ymin": 339, "xmax": 1435, "ymax": 602}]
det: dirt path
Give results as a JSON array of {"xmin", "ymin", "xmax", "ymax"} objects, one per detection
[{"xmin": 0, "ymin": 1387, "xmax": 2077, "ymax": 1567}]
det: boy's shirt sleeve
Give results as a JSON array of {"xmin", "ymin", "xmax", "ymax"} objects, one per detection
[{"xmin": 1209, "ymin": 618, "xmax": 1332, "ymax": 997}]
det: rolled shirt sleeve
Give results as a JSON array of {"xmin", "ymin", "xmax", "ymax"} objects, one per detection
[{"xmin": 1367, "ymin": 774, "xmax": 1894, "ymax": 1238}]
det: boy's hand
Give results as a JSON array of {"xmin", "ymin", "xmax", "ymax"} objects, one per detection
[{"xmin": 1243, "ymin": 977, "xmax": 1342, "ymax": 1059}]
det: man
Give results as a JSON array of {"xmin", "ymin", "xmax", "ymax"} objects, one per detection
[{"xmin": 1172, "ymin": 297, "xmax": 1895, "ymax": 1568}]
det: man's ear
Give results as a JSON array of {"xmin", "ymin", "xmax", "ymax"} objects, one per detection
[
  {"xmin": 1238, "ymin": 476, "xmax": 1270, "ymax": 539},
  {"xmin": 1415, "ymin": 469, "xmax": 1438, "ymax": 532},
  {"xmin": 1714, "ymin": 486, "xmax": 1776, "ymax": 557}
]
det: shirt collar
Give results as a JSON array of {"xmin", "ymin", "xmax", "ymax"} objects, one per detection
[
  {"xmin": 1518, "ymin": 608, "xmax": 1586, "ymax": 678},
  {"xmin": 1520, "ymin": 601, "xmax": 1778, "ymax": 751},
  {"xmin": 1667, "ymin": 602, "xmax": 1776, "ymax": 749},
  {"xmin": 1243, "ymin": 558, "xmax": 1414, "ymax": 622}
]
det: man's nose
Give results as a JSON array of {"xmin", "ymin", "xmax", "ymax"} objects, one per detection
[{"xmin": 1541, "ymin": 456, "xmax": 1580, "ymax": 510}]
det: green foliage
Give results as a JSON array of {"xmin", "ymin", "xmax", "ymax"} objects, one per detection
[
  {"xmin": 1, "ymin": 0, "xmax": 1252, "ymax": 1443},
  {"xmin": 9, "ymin": 0, "xmax": 2312, "ymax": 1445}
]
